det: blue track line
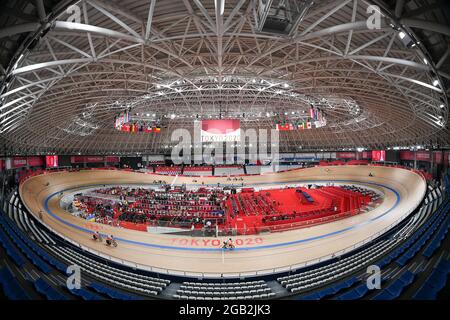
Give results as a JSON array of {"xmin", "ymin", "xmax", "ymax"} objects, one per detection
[{"xmin": 43, "ymin": 179, "xmax": 401, "ymax": 252}]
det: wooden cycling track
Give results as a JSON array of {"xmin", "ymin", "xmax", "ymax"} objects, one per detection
[{"xmin": 19, "ymin": 166, "xmax": 426, "ymax": 278}]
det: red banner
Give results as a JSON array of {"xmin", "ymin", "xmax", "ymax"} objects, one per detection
[
  {"xmin": 399, "ymin": 151, "xmax": 414, "ymax": 161},
  {"xmin": 71, "ymin": 156, "xmax": 105, "ymax": 163},
  {"xmin": 70, "ymin": 156, "xmax": 83, "ymax": 164},
  {"xmin": 27, "ymin": 156, "xmax": 44, "ymax": 167},
  {"xmin": 416, "ymin": 151, "xmax": 431, "ymax": 161},
  {"xmin": 336, "ymin": 152, "xmax": 356, "ymax": 159},
  {"xmin": 400, "ymin": 151, "xmax": 432, "ymax": 161},
  {"xmin": 12, "ymin": 156, "xmax": 28, "ymax": 168},
  {"xmin": 105, "ymin": 156, "xmax": 120, "ymax": 163},
  {"xmin": 85, "ymin": 156, "xmax": 104, "ymax": 163}
]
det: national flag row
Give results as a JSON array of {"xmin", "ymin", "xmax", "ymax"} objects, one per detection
[
  {"xmin": 119, "ymin": 123, "xmax": 161, "ymax": 133},
  {"xmin": 276, "ymin": 118, "xmax": 327, "ymax": 131},
  {"xmin": 276, "ymin": 123, "xmax": 311, "ymax": 131},
  {"xmin": 114, "ymin": 111, "xmax": 131, "ymax": 129}
]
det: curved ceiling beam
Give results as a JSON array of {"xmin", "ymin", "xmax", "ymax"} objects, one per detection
[
  {"xmin": 400, "ymin": 18, "xmax": 450, "ymax": 37},
  {"xmin": 0, "ymin": 23, "xmax": 41, "ymax": 39}
]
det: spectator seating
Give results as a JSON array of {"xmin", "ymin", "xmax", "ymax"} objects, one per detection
[
  {"xmin": 89, "ymin": 282, "xmax": 144, "ymax": 300},
  {"xmin": 1, "ymin": 189, "xmax": 171, "ymax": 299},
  {"xmin": 0, "ymin": 215, "xmax": 53, "ymax": 274},
  {"xmin": 174, "ymin": 280, "xmax": 275, "ymax": 300},
  {"xmin": 333, "ymin": 282, "xmax": 371, "ymax": 300},
  {"xmin": 278, "ymin": 186, "xmax": 444, "ymax": 295},
  {"xmin": 214, "ymin": 165, "xmax": 244, "ymax": 176},
  {"xmin": 0, "ymin": 176, "xmax": 448, "ymax": 301},
  {"xmin": 45, "ymin": 244, "xmax": 169, "ymax": 296},
  {"xmin": 68, "ymin": 288, "xmax": 104, "ymax": 300},
  {"xmin": 422, "ymin": 205, "xmax": 450, "ymax": 258},
  {"xmin": 296, "ymin": 277, "xmax": 358, "ymax": 300},
  {"xmin": 371, "ymin": 270, "xmax": 416, "ymax": 300},
  {"xmin": 279, "ymin": 238, "xmax": 396, "ymax": 293},
  {"xmin": 275, "ymin": 164, "xmax": 303, "ymax": 172},
  {"xmin": 244, "ymin": 165, "xmax": 261, "ymax": 175},
  {"xmin": 395, "ymin": 202, "xmax": 450, "ymax": 267},
  {"xmin": 0, "ymin": 217, "xmax": 27, "ymax": 268},
  {"xmin": 1, "ymin": 207, "xmax": 67, "ymax": 273},
  {"xmin": 413, "ymin": 259, "xmax": 450, "ymax": 300},
  {"xmin": 0, "ymin": 266, "xmax": 30, "ymax": 300},
  {"xmin": 155, "ymin": 166, "xmax": 182, "ymax": 175},
  {"xmin": 33, "ymin": 278, "xmax": 69, "ymax": 300},
  {"xmin": 183, "ymin": 166, "xmax": 213, "ymax": 176}
]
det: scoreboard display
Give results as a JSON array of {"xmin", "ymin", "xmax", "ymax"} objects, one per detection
[
  {"xmin": 200, "ymin": 119, "xmax": 241, "ymax": 142},
  {"xmin": 45, "ymin": 155, "xmax": 59, "ymax": 168}
]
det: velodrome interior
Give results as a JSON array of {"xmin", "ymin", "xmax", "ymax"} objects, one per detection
[
  {"xmin": 0, "ymin": 0, "xmax": 450, "ymax": 303},
  {"xmin": 19, "ymin": 166, "xmax": 426, "ymax": 276}
]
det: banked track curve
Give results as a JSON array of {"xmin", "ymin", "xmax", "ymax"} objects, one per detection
[{"xmin": 19, "ymin": 165, "xmax": 426, "ymax": 277}]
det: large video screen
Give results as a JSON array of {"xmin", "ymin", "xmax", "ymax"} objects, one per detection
[
  {"xmin": 45, "ymin": 155, "xmax": 59, "ymax": 168},
  {"xmin": 371, "ymin": 150, "xmax": 386, "ymax": 162},
  {"xmin": 201, "ymin": 119, "xmax": 241, "ymax": 142}
]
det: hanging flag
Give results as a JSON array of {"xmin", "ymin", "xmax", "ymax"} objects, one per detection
[
  {"xmin": 121, "ymin": 124, "xmax": 130, "ymax": 132},
  {"xmin": 276, "ymin": 123, "xmax": 289, "ymax": 131},
  {"xmin": 309, "ymin": 107, "xmax": 315, "ymax": 119}
]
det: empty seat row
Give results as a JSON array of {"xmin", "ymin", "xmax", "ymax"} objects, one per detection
[
  {"xmin": 177, "ymin": 287, "xmax": 271, "ymax": 296},
  {"xmin": 422, "ymin": 204, "xmax": 450, "ymax": 258},
  {"xmin": 0, "ymin": 219, "xmax": 27, "ymax": 267},
  {"xmin": 0, "ymin": 217, "xmax": 52, "ymax": 274},
  {"xmin": 278, "ymin": 188, "xmax": 443, "ymax": 294},
  {"xmin": 34, "ymin": 278, "xmax": 69, "ymax": 300},
  {"xmin": 173, "ymin": 292, "xmax": 276, "ymax": 300},
  {"xmin": 0, "ymin": 267, "xmax": 30, "ymax": 300},
  {"xmin": 396, "ymin": 202, "xmax": 449, "ymax": 266},
  {"xmin": 371, "ymin": 271, "xmax": 415, "ymax": 300},
  {"xmin": 180, "ymin": 283, "xmax": 267, "ymax": 291},
  {"xmin": 183, "ymin": 280, "xmax": 264, "ymax": 286},
  {"xmin": 413, "ymin": 259, "xmax": 450, "ymax": 300},
  {"xmin": 279, "ymin": 238, "xmax": 394, "ymax": 286},
  {"xmin": 46, "ymin": 245, "xmax": 162, "ymax": 295},
  {"xmin": 297, "ymin": 277, "xmax": 357, "ymax": 300},
  {"xmin": 1, "ymin": 214, "xmax": 67, "ymax": 273},
  {"xmin": 55, "ymin": 245, "xmax": 169, "ymax": 286},
  {"xmin": 89, "ymin": 282, "xmax": 144, "ymax": 300}
]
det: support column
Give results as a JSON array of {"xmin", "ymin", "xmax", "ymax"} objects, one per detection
[
  {"xmin": 414, "ymin": 151, "xmax": 417, "ymax": 170},
  {"xmin": 430, "ymin": 150, "xmax": 434, "ymax": 177}
]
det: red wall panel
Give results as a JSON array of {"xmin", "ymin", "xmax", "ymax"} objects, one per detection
[
  {"xmin": 105, "ymin": 156, "xmax": 120, "ymax": 163},
  {"xmin": 336, "ymin": 152, "xmax": 356, "ymax": 159},
  {"xmin": 27, "ymin": 156, "xmax": 44, "ymax": 167}
]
